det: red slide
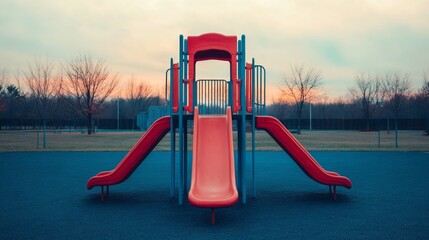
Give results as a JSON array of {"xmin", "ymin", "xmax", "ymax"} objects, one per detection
[
  {"xmin": 87, "ymin": 116, "xmax": 171, "ymax": 190},
  {"xmin": 188, "ymin": 107, "xmax": 238, "ymax": 211},
  {"xmin": 256, "ymin": 116, "xmax": 352, "ymax": 189}
]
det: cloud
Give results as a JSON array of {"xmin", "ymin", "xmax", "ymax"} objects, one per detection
[{"xmin": 1, "ymin": 0, "xmax": 428, "ymax": 99}]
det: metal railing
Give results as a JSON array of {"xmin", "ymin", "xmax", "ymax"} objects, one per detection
[
  {"xmin": 253, "ymin": 64, "xmax": 266, "ymax": 115},
  {"xmin": 194, "ymin": 79, "xmax": 230, "ymax": 115}
]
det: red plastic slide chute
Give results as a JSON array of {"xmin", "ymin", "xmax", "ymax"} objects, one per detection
[
  {"xmin": 256, "ymin": 116, "xmax": 352, "ymax": 194},
  {"xmin": 188, "ymin": 107, "xmax": 238, "ymax": 224},
  {"xmin": 87, "ymin": 116, "xmax": 171, "ymax": 193}
]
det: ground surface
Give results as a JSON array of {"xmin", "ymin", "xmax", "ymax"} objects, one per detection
[
  {"xmin": 1, "ymin": 151, "xmax": 428, "ymax": 239},
  {"xmin": 1, "ymin": 130, "xmax": 428, "ymax": 152}
]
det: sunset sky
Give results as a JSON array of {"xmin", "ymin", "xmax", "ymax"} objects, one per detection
[{"xmin": 1, "ymin": 0, "xmax": 428, "ymax": 102}]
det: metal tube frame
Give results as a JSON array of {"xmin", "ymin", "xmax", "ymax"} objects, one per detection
[{"xmin": 168, "ymin": 34, "xmax": 266, "ymax": 205}]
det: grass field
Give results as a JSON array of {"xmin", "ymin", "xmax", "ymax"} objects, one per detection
[{"xmin": 1, "ymin": 129, "xmax": 428, "ymax": 152}]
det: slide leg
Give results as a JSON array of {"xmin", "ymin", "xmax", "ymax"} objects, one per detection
[
  {"xmin": 329, "ymin": 185, "xmax": 337, "ymax": 200},
  {"xmin": 211, "ymin": 208, "xmax": 215, "ymax": 225},
  {"xmin": 333, "ymin": 186, "xmax": 337, "ymax": 200},
  {"xmin": 100, "ymin": 186, "xmax": 104, "ymax": 201},
  {"xmin": 106, "ymin": 185, "xmax": 109, "ymax": 200}
]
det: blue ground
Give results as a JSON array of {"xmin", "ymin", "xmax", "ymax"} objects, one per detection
[{"xmin": 1, "ymin": 151, "xmax": 428, "ymax": 239}]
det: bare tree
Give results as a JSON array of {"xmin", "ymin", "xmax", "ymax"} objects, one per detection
[
  {"xmin": 126, "ymin": 77, "xmax": 153, "ymax": 130},
  {"xmin": 280, "ymin": 64, "xmax": 322, "ymax": 133},
  {"xmin": 0, "ymin": 70, "xmax": 8, "ymax": 112},
  {"xmin": 1, "ymin": 83, "xmax": 25, "ymax": 130},
  {"xmin": 382, "ymin": 72, "xmax": 411, "ymax": 147},
  {"xmin": 419, "ymin": 71, "xmax": 429, "ymax": 134},
  {"xmin": 65, "ymin": 55, "xmax": 118, "ymax": 134},
  {"xmin": 348, "ymin": 73, "xmax": 384, "ymax": 130},
  {"xmin": 24, "ymin": 57, "xmax": 63, "ymax": 148}
]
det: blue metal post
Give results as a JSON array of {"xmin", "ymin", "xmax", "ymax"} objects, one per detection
[
  {"xmin": 178, "ymin": 35, "xmax": 184, "ymax": 205},
  {"xmin": 183, "ymin": 39, "xmax": 188, "ymax": 192},
  {"xmin": 236, "ymin": 39, "xmax": 242, "ymax": 191},
  {"xmin": 184, "ymin": 39, "xmax": 189, "ymax": 109},
  {"xmin": 169, "ymin": 58, "xmax": 175, "ymax": 197},
  {"xmin": 240, "ymin": 35, "xmax": 247, "ymax": 204},
  {"xmin": 184, "ymin": 118, "xmax": 188, "ymax": 192},
  {"xmin": 261, "ymin": 66, "xmax": 267, "ymax": 115},
  {"xmin": 251, "ymin": 58, "xmax": 256, "ymax": 198}
]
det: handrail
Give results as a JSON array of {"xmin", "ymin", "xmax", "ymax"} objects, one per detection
[
  {"xmin": 194, "ymin": 79, "xmax": 230, "ymax": 115},
  {"xmin": 246, "ymin": 63, "xmax": 266, "ymax": 115}
]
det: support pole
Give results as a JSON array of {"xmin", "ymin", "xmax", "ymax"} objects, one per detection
[
  {"xmin": 240, "ymin": 35, "xmax": 247, "ymax": 204},
  {"xmin": 43, "ymin": 116, "xmax": 46, "ymax": 149},
  {"xmin": 251, "ymin": 58, "xmax": 256, "ymax": 198},
  {"xmin": 184, "ymin": 119, "xmax": 188, "ymax": 192},
  {"xmin": 170, "ymin": 127, "xmax": 176, "ymax": 197},
  {"xmin": 117, "ymin": 98, "xmax": 120, "ymax": 131},
  {"xmin": 37, "ymin": 130, "xmax": 39, "ymax": 149},
  {"xmin": 170, "ymin": 58, "xmax": 175, "ymax": 198},
  {"xmin": 333, "ymin": 186, "xmax": 337, "ymax": 200},
  {"xmin": 237, "ymin": 120, "xmax": 242, "ymax": 190},
  {"xmin": 395, "ymin": 119, "xmax": 398, "ymax": 148},
  {"xmin": 178, "ymin": 35, "xmax": 184, "ymax": 205}
]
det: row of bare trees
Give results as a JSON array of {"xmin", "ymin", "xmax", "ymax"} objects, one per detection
[
  {"xmin": 2, "ymin": 60, "xmax": 428, "ymax": 136},
  {"xmin": 348, "ymin": 72, "xmax": 412, "ymax": 132},
  {"xmin": 0, "ymin": 55, "xmax": 156, "ymax": 138},
  {"xmin": 277, "ymin": 64, "xmax": 429, "ymax": 146}
]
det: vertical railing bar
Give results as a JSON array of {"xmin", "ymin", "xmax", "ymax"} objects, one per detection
[
  {"xmin": 211, "ymin": 80, "xmax": 212, "ymax": 114},
  {"xmin": 259, "ymin": 67, "xmax": 264, "ymax": 114},
  {"xmin": 222, "ymin": 80, "xmax": 224, "ymax": 113},
  {"xmin": 215, "ymin": 80, "xmax": 217, "ymax": 114},
  {"xmin": 224, "ymin": 81, "xmax": 226, "ymax": 113},
  {"xmin": 255, "ymin": 66, "xmax": 259, "ymax": 114},
  {"xmin": 207, "ymin": 80, "xmax": 208, "ymax": 113},
  {"xmin": 256, "ymin": 67, "xmax": 259, "ymax": 114},
  {"xmin": 219, "ymin": 81, "xmax": 221, "ymax": 114},
  {"xmin": 198, "ymin": 81, "xmax": 200, "ymax": 110},
  {"xmin": 206, "ymin": 80, "xmax": 208, "ymax": 114},
  {"xmin": 217, "ymin": 81, "xmax": 220, "ymax": 114},
  {"xmin": 263, "ymin": 67, "xmax": 266, "ymax": 114},
  {"xmin": 203, "ymin": 80, "xmax": 205, "ymax": 113},
  {"xmin": 260, "ymin": 66, "xmax": 262, "ymax": 114}
]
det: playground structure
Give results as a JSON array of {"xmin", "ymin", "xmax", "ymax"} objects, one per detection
[{"xmin": 87, "ymin": 33, "xmax": 352, "ymax": 223}]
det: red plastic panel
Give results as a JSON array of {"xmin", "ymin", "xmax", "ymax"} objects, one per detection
[
  {"xmin": 255, "ymin": 116, "xmax": 352, "ymax": 189},
  {"xmin": 87, "ymin": 116, "xmax": 171, "ymax": 189},
  {"xmin": 172, "ymin": 63, "xmax": 179, "ymax": 113},
  {"xmin": 188, "ymin": 107, "xmax": 238, "ymax": 208},
  {"xmin": 187, "ymin": 33, "xmax": 237, "ymax": 61},
  {"xmin": 185, "ymin": 33, "xmax": 240, "ymax": 113},
  {"xmin": 246, "ymin": 63, "xmax": 252, "ymax": 113}
]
